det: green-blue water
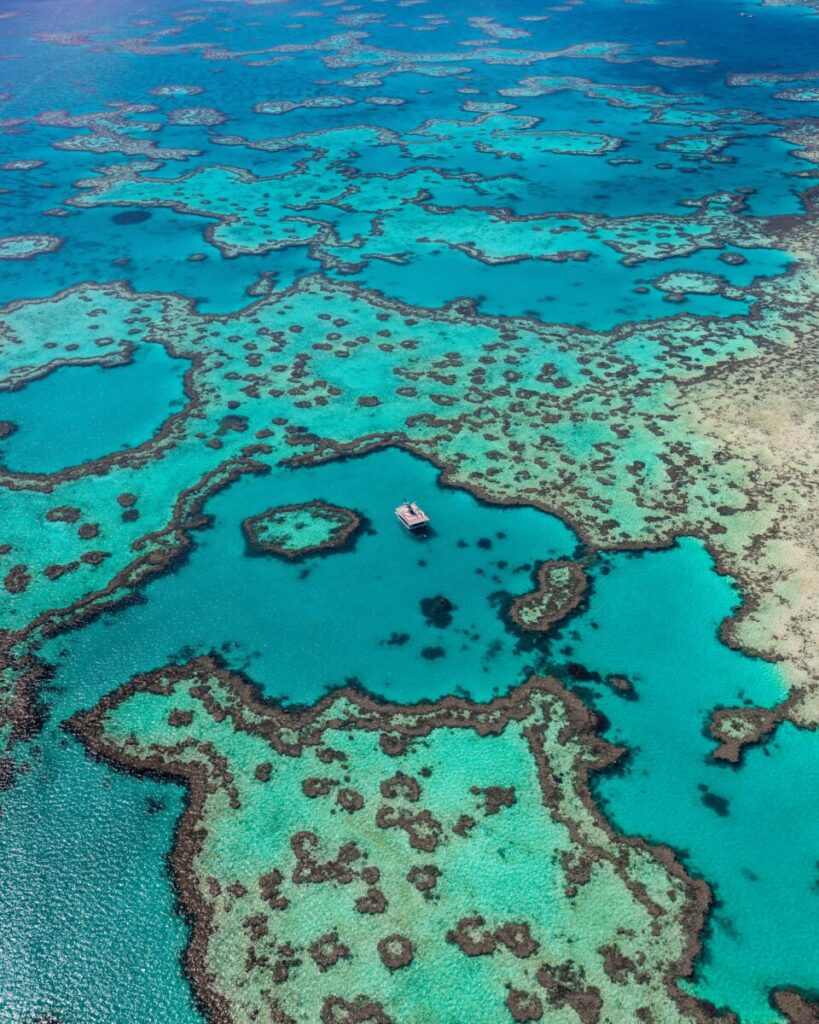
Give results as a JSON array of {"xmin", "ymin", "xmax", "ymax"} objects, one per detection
[
  {"xmin": 0, "ymin": 343, "xmax": 189, "ymax": 474},
  {"xmin": 553, "ymin": 545, "xmax": 819, "ymax": 1018},
  {"xmin": 1, "ymin": 0, "xmax": 819, "ymax": 1020},
  {"xmin": 2, "ymin": 445, "xmax": 815, "ymax": 1023}
]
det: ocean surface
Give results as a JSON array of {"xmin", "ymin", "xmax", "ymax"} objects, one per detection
[{"xmin": 1, "ymin": 0, "xmax": 818, "ymax": 1022}]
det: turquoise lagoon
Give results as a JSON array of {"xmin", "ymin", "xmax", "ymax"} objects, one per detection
[
  {"xmin": 1, "ymin": 0, "xmax": 819, "ymax": 1021},
  {"xmin": 0, "ymin": 343, "xmax": 189, "ymax": 474},
  {"xmin": 2, "ymin": 446, "xmax": 816, "ymax": 1024}
]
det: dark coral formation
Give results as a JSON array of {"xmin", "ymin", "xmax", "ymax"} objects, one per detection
[
  {"xmin": 419, "ymin": 595, "xmax": 456, "ymax": 629},
  {"xmin": 771, "ymin": 989, "xmax": 819, "ymax": 1024},
  {"xmin": 708, "ymin": 705, "xmax": 783, "ymax": 764},
  {"xmin": 376, "ymin": 934, "xmax": 414, "ymax": 970},
  {"xmin": 242, "ymin": 500, "xmax": 364, "ymax": 561},
  {"xmin": 508, "ymin": 560, "xmax": 589, "ymax": 634}
]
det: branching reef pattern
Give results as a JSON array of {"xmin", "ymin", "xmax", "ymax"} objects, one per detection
[{"xmin": 1, "ymin": 1, "xmax": 819, "ymax": 1022}]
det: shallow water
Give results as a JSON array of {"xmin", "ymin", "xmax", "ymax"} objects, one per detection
[
  {"xmin": 2, "ymin": 0, "xmax": 819, "ymax": 1020},
  {"xmin": 550, "ymin": 545, "xmax": 819, "ymax": 1018},
  {"xmin": 0, "ymin": 343, "xmax": 189, "ymax": 474},
  {"xmin": 2, "ymin": 448, "xmax": 814, "ymax": 1023}
]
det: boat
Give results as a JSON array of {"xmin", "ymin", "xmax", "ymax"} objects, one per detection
[{"xmin": 395, "ymin": 500, "xmax": 430, "ymax": 531}]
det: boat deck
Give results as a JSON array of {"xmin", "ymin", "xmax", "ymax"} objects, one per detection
[{"xmin": 395, "ymin": 502, "xmax": 430, "ymax": 530}]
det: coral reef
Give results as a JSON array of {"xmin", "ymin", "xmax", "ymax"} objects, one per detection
[
  {"xmin": 242, "ymin": 500, "xmax": 363, "ymax": 559},
  {"xmin": 69, "ymin": 656, "xmax": 723, "ymax": 1024}
]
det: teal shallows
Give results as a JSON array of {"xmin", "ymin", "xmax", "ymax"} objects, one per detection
[
  {"xmin": 0, "ymin": 343, "xmax": 189, "ymax": 474},
  {"xmin": 0, "ymin": 448, "xmax": 576, "ymax": 1024},
  {"xmin": 0, "ymin": 204, "xmax": 315, "ymax": 314},
  {"xmin": 84, "ymin": 672, "xmax": 703, "ymax": 1024},
  {"xmin": 2, "ymin": 0, "xmax": 819, "ymax": 1020},
  {"xmin": 3, "ymin": 450, "xmax": 814, "ymax": 1024},
  {"xmin": 548, "ymin": 540, "xmax": 817, "ymax": 1021},
  {"xmin": 242, "ymin": 500, "xmax": 360, "ymax": 556},
  {"xmin": 0, "ymin": 737, "xmax": 204, "ymax": 1024}
]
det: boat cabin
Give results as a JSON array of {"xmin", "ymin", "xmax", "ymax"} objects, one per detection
[{"xmin": 395, "ymin": 501, "xmax": 430, "ymax": 531}]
